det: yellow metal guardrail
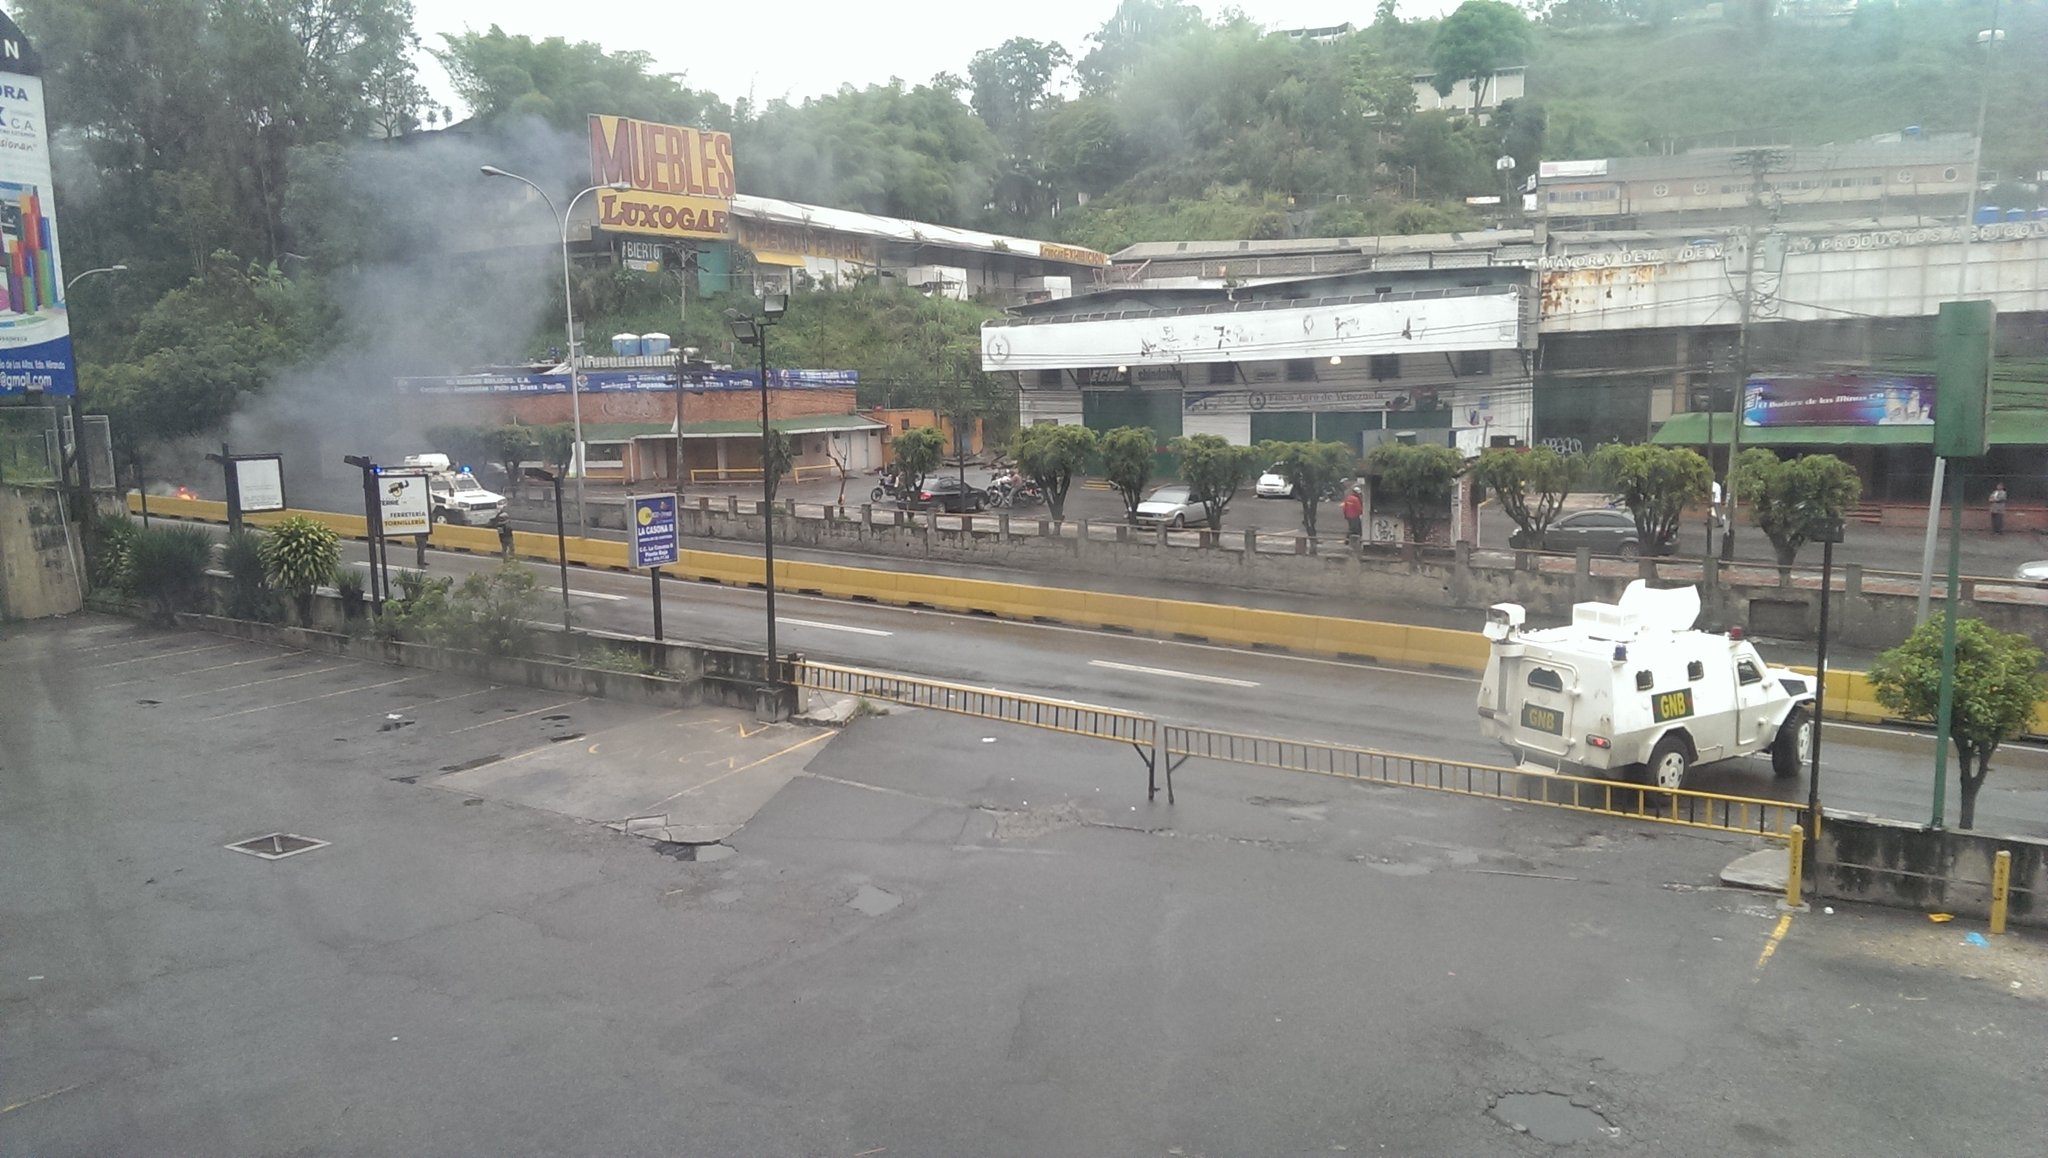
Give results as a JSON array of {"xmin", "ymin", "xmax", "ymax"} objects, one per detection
[
  {"xmin": 125, "ymin": 493, "xmax": 2048, "ymax": 738},
  {"xmin": 687, "ymin": 464, "xmax": 839, "ymax": 483},
  {"xmin": 795, "ymin": 660, "xmax": 1154, "ymax": 745},
  {"xmin": 1160, "ymin": 724, "xmax": 1806, "ymax": 840}
]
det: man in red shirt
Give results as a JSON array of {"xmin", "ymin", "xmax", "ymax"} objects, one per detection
[{"xmin": 1341, "ymin": 486, "xmax": 1364, "ymax": 546}]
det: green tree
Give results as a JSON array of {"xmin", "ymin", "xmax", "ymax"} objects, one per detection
[
  {"xmin": 1171, "ymin": 434, "xmax": 1257, "ymax": 531},
  {"xmin": 481, "ymin": 426, "xmax": 540, "ymax": 490},
  {"xmin": 1012, "ymin": 424, "xmax": 1098, "ymax": 521},
  {"xmin": 1469, "ymin": 446, "xmax": 1579, "ymax": 545},
  {"xmin": 261, "ymin": 514, "xmax": 343, "ymax": 624},
  {"xmin": 1258, "ymin": 440, "xmax": 1357, "ymax": 537},
  {"xmin": 1367, "ymin": 443, "xmax": 1464, "ymax": 546},
  {"xmin": 434, "ymin": 25, "xmax": 731, "ymax": 132},
  {"xmin": 1099, "ymin": 426, "xmax": 1158, "ymax": 522},
  {"xmin": 891, "ymin": 426, "xmax": 947, "ymax": 491},
  {"xmin": 1590, "ymin": 443, "xmax": 1711, "ymax": 555},
  {"xmin": 1869, "ymin": 617, "xmax": 2047, "ymax": 831},
  {"xmin": 1730, "ymin": 449, "xmax": 1862, "ymax": 569},
  {"xmin": 534, "ymin": 425, "xmax": 576, "ymax": 478},
  {"xmin": 1077, "ymin": 0, "xmax": 1205, "ymax": 94},
  {"xmin": 1429, "ymin": 1, "xmax": 1531, "ymax": 103},
  {"xmin": 762, "ymin": 430, "xmax": 794, "ymax": 501}
]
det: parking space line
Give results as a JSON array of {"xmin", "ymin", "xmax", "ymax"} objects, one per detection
[
  {"xmin": 641, "ymin": 731, "xmax": 834, "ymax": 812},
  {"xmin": 368, "ymin": 685, "xmax": 500, "ymax": 718},
  {"xmin": 200, "ymin": 676, "xmax": 418, "ymax": 721},
  {"xmin": 449, "ymin": 697, "xmax": 588, "ymax": 733},
  {"xmin": 101, "ymin": 652, "xmax": 287, "ymax": 688},
  {"xmin": 1755, "ymin": 913, "xmax": 1793, "ymax": 973},
  {"xmin": 173, "ymin": 665, "xmax": 353, "ymax": 699},
  {"xmin": 83, "ymin": 642, "xmax": 236, "ymax": 669}
]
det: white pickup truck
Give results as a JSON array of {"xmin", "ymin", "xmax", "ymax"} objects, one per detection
[{"xmin": 1476, "ymin": 581, "xmax": 1816, "ymax": 789}]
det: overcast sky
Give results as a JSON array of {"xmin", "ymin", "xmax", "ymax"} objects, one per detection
[{"xmin": 410, "ymin": 0, "xmax": 1465, "ymax": 115}]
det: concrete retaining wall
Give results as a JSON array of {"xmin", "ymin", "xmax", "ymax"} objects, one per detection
[
  {"xmin": 0, "ymin": 485, "xmax": 82, "ymax": 620},
  {"xmin": 1817, "ymin": 812, "xmax": 2045, "ymax": 928}
]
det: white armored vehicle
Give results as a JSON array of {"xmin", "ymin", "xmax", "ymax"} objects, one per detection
[
  {"xmin": 401, "ymin": 453, "xmax": 507, "ymax": 526},
  {"xmin": 1476, "ymin": 581, "xmax": 1816, "ymax": 789}
]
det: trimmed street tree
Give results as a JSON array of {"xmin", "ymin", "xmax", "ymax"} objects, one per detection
[
  {"xmin": 1258, "ymin": 440, "xmax": 1357, "ymax": 537},
  {"xmin": 1731, "ymin": 448, "xmax": 1862, "ymax": 569},
  {"xmin": 1468, "ymin": 445, "xmax": 1578, "ymax": 547},
  {"xmin": 481, "ymin": 425, "xmax": 538, "ymax": 490},
  {"xmin": 1099, "ymin": 425, "xmax": 1157, "ymax": 522},
  {"xmin": 890, "ymin": 426, "xmax": 947, "ymax": 491},
  {"xmin": 1171, "ymin": 434, "xmax": 1258, "ymax": 531},
  {"xmin": 1366, "ymin": 442, "xmax": 1463, "ymax": 546},
  {"xmin": 1590, "ymin": 443, "xmax": 1711, "ymax": 553},
  {"xmin": 534, "ymin": 424, "xmax": 576, "ymax": 478},
  {"xmin": 1013, "ymin": 423, "xmax": 1097, "ymax": 521},
  {"xmin": 1868, "ymin": 616, "xmax": 2047, "ymax": 830}
]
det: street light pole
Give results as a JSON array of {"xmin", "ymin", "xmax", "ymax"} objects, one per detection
[
  {"xmin": 526, "ymin": 467, "xmax": 572, "ymax": 637},
  {"xmin": 481, "ymin": 167, "xmax": 629, "ymax": 536},
  {"xmin": 726, "ymin": 295, "xmax": 788, "ymax": 677},
  {"xmin": 61, "ymin": 264, "xmax": 127, "ymax": 556}
]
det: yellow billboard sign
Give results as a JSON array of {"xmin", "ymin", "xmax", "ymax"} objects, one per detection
[{"xmin": 589, "ymin": 114, "xmax": 734, "ymax": 239}]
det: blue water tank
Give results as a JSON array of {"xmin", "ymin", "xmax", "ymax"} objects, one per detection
[
  {"xmin": 2006, "ymin": 208, "xmax": 2028, "ymax": 223},
  {"xmin": 610, "ymin": 333, "xmax": 641, "ymax": 356},
  {"xmin": 641, "ymin": 332, "xmax": 672, "ymax": 356},
  {"xmin": 1973, "ymin": 206, "xmax": 2001, "ymax": 225}
]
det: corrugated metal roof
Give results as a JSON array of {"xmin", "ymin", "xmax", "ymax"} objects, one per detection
[
  {"xmin": 730, "ymin": 194, "xmax": 1108, "ymax": 268},
  {"xmin": 1112, "ymin": 230, "xmax": 1538, "ymax": 262},
  {"xmin": 1553, "ymin": 135, "xmax": 1977, "ymax": 184}
]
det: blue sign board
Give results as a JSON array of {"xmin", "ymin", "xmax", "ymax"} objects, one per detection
[
  {"xmin": 397, "ymin": 368, "xmax": 857, "ymax": 396},
  {"xmin": 630, "ymin": 494, "xmax": 679, "ymax": 568}
]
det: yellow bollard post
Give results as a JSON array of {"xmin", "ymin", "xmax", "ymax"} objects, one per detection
[
  {"xmin": 1784, "ymin": 824, "xmax": 1806, "ymax": 910},
  {"xmin": 1989, "ymin": 849, "xmax": 2012, "ymax": 936}
]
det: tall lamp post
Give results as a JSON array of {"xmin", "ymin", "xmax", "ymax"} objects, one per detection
[
  {"xmin": 480, "ymin": 166, "xmax": 629, "ymax": 535},
  {"xmin": 61, "ymin": 264, "xmax": 128, "ymax": 546},
  {"xmin": 724, "ymin": 294, "xmax": 788, "ymax": 675},
  {"xmin": 525, "ymin": 467, "xmax": 573, "ymax": 637}
]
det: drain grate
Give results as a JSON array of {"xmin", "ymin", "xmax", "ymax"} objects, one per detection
[{"xmin": 226, "ymin": 833, "xmax": 329, "ymax": 860}]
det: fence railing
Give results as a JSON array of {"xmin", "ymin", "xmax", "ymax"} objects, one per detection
[
  {"xmin": 794, "ymin": 660, "xmax": 1155, "ymax": 746},
  {"xmin": 1161, "ymin": 724, "xmax": 1803, "ymax": 839}
]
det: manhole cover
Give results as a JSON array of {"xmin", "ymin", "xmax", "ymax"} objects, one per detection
[
  {"xmin": 1488, "ymin": 1092, "xmax": 1615, "ymax": 1144},
  {"xmin": 226, "ymin": 833, "xmax": 329, "ymax": 860}
]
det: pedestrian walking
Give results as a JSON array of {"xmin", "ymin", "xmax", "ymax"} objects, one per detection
[
  {"xmin": 1341, "ymin": 486, "xmax": 1364, "ymax": 546},
  {"xmin": 415, "ymin": 531, "xmax": 429, "ymax": 568},
  {"xmin": 496, "ymin": 516, "xmax": 515, "ymax": 560},
  {"xmin": 1989, "ymin": 480, "xmax": 2008, "ymax": 535}
]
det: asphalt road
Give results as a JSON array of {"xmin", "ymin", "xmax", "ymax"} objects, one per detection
[
  {"xmin": 7, "ymin": 614, "xmax": 2044, "ymax": 1156},
  {"xmin": 346, "ymin": 537, "xmax": 2048, "ymax": 835}
]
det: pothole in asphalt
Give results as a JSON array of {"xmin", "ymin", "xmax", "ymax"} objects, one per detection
[
  {"xmin": 541, "ymin": 714, "xmax": 572, "ymax": 721},
  {"xmin": 1487, "ymin": 1093, "xmax": 1616, "ymax": 1144},
  {"xmin": 547, "ymin": 732, "xmax": 586, "ymax": 743},
  {"xmin": 651, "ymin": 840, "xmax": 734, "ymax": 863},
  {"xmin": 440, "ymin": 754, "xmax": 502, "ymax": 773},
  {"xmin": 847, "ymin": 884, "xmax": 902, "ymax": 916}
]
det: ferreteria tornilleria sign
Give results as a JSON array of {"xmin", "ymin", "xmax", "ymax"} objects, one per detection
[{"xmin": 0, "ymin": 13, "xmax": 75, "ymax": 398}]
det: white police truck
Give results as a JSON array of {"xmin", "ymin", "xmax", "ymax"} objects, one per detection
[
  {"xmin": 401, "ymin": 453, "xmax": 507, "ymax": 526},
  {"xmin": 1476, "ymin": 581, "xmax": 1816, "ymax": 789}
]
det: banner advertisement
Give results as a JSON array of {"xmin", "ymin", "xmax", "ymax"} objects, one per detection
[
  {"xmin": 397, "ymin": 368, "xmax": 858, "ymax": 395},
  {"xmin": 630, "ymin": 494, "xmax": 679, "ymax": 569},
  {"xmin": 590, "ymin": 114, "xmax": 734, "ymax": 240},
  {"xmin": 234, "ymin": 455, "xmax": 286, "ymax": 513},
  {"xmin": 1184, "ymin": 387, "xmax": 1445, "ymax": 415},
  {"xmin": 1742, "ymin": 373, "xmax": 1936, "ymax": 428},
  {"xmin": 378, "ymin": 471, "xmax": 432, "ymax": 535},
  {"xmin": 0, "ymin": 43, "xmax": 76, "ymax": 397}
]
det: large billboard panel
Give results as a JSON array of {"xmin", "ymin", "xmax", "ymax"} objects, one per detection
[
  {"xmin": 1743, "ymin": 373, "xmax": 1936, "ymax": 428},
  {"xmin": 0, "ymin": 18, "xmax": 74, "ymax": 398},
  {"xmin": 589, "ymin": 114, "xmax": 733, "ymax": 240}
]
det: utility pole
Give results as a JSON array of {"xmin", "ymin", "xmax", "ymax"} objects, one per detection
[{"xmin": 1720, "ymin": 146, "xmax": 1786, "ymax": 562}]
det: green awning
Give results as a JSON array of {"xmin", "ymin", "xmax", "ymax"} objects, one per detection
[{"xmin": 1653, "ymin": 409, "xmax": 2048, "ymax": 448}]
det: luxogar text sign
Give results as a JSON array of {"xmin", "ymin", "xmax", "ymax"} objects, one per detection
[
  {"xmin": 590, "ymin": 114, "xmax": 734, "ymax": 240},
  {"xmin": 631, "ymin": 494, "xmax": 679, "ymax": 569}
]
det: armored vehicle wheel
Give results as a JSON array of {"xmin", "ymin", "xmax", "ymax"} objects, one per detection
[{"xmin": 1771, "ymin": 706, "xmax": 1814, "ymax": 780}]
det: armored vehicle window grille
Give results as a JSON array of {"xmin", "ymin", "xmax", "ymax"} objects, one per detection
[
  {"xmin": 1737, "ymin": 660, "xmax": 1762, "ymax": 685},
  {"xmin": 1687, "ymin": 661, "xmax": 1704, "ymax": 681},
  {"xmin": 1527, "ymin": 667, "xmax": 1564, "ymax": 692},
  {"xmin": 1635, "ymin": 670, "xmax": 1654, "ymax": 691}
]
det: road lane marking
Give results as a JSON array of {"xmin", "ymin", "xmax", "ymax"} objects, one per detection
[
  {"xmin": 1088, "ymin": 659, "xmax": 1259, "ymax": 688},
  {"xmin": 777, "ymin": 616, "xmax": 892, "ymax": 636},
  {"xmin": 552, "ymin": 586, "xmax": 628, "ymax": 601},
  {"xmin": 102, "ymin": 653, "xmax": 283, "ymax": 688},
  {"xmin": 449, "ymin": 697, "xmax": 588, "ymax": 733},
  {"xmin": 1755, "ymin": 913, "xmax": 1794, "ymax": 972},
  {"xmin": 201, "ymin": 676, "xmax": 417, "ymax": 720}
]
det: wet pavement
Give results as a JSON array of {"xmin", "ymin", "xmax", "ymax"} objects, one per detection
[{"xmin": 7, "ymin": 614, "xmax": 2042, "ymax": 1156}]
